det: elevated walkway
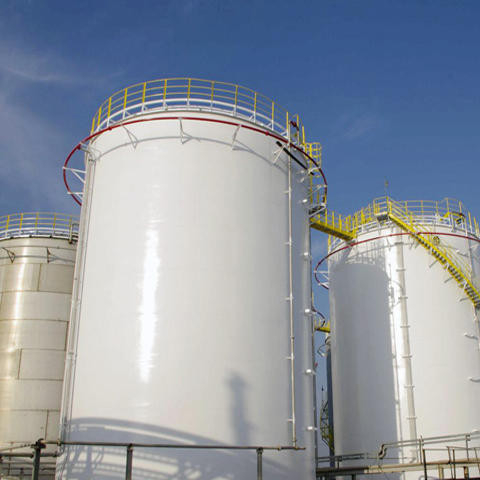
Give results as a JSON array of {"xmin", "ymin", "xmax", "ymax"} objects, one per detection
[{"xmin": 310, "ymin": 197, "xmax": 480, "ymax": 310}]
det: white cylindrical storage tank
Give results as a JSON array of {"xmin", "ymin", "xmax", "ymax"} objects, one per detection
[
  {"xmin": 0, "ymin": 213, "xmax": 78, "ymax": 479},
  {"xmin": 328, "ymin": 197, "xmax": 480, "ymax": 475},
  {"xmin": 58, "ymin": 79, "xmax": 319, "ymax": 479}
]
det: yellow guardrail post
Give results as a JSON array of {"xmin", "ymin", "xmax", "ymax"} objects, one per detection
[
  {"xmin": 271, "ymin": 102, "xmax": 275, "ymax": 129},
  {"xmin": 141, "ymin": 82, "xmax": 146, "ymax": 108},
  {"xmin": 97, "ymin": 106, "xmax": 102, "ymax": 129},
  {"xmin": 107, "ymin": 97, "xmax": 112, "ymax": 121},
  {"xmin": 5, "ymin": 214, "xmax": 10, "ymax": 234},
  {"xmin": 210, "ymin": 81, "xmax": 215, "ymax": 108},
  {"xmin": 253, "ymin": 92, "xmax": 257, "ymax": 122},
  {"xmin": 19, "ymin": 213, "xmax": 23, "ymax": 231},
  {"xmin": 234, "ymin": 85, "xmax": 238, "ymax": 114},
  {"xmin": 163, "ymin": 79, "xmax": 167, "ymax": 107},
  {"xmin": 187, "ymin": 78, "xmax": 191, "ymax": 106},
  {"xmin": 122, "ymin": 88, "xmax": 128, "ymax": 119},
  {"xmin": 35, "ymin": 212, "xmax": 39, "ymax": 233},
  {"xmin": 286, "ymin": 112, "xmax": 290, "ymax": 142}
]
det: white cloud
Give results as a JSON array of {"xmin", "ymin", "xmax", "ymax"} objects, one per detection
[
  {"xmin": 331, "ymin": 110, "xmax": 383, "ymax": 142},
  {"xmin": 0, "ymin": 92, "xmax": 73, "ymax": 212},
  {"xmin": 0, "ymin": 42, "xmax": 123, "ymax": 88},
  {"xmin": 0, "ymin": 44, "xmax": 80, "ymax": 86}
]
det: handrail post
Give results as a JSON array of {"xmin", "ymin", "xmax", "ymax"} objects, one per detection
[
  {"xmin": 256, "ymin": 448, "xmax": 263, "ymax": 480},
  {"xmin": 107, "ymin": 96, "xmax": 112, "ymax": 122},
  {"xmin": 234, "ymin": 84, "xmax": 238, "ymax": 114},
  {"xmin": 125, "ymin": 444, "xmax": 133, "ymax": 480},
  {"xmin": 210, "ymin": 81, "xmax": 215, "ymax": 108},
  {"xmin": 286, "ymin": 112, "xmax": 290, "ymax": 142},
  {"xmin": 31, "ymin": 439, "xmax": 45, "ymax": 480},
  {"xmin": 122, "ymin": 88, "xmax": 128, "ymax": 119},
  {"xmin": 422, "ymin": 447, "xmax": 428, "ymax": 480},
  {"xmin": 141, "ymin": 82, "xmax": 146, "ymax": 110}
]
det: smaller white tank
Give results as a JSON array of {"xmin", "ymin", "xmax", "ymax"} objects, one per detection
[
  {"xmin": 327, "ymin": 198, "xmax": 480, "ymax": 478},
  {"xmin": 0, "ymin": 213, "xmax": 78, "ymax": 479}
]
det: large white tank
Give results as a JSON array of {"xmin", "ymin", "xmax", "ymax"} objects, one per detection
[
  {"xmin": 328, "ymin": 197, "xmax": 480, "ymax": 474},
  {"xmin": 0, "ymin": 213, "xmax": 78, "ymax": 478},
  {"xmin": 58, "ymin": 78, "xmax": 319, "ymax": 479}
]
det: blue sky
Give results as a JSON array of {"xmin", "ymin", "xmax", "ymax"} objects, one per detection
[
  {"xmin": 2, "ymin": 0, "xmax": 479, "ymax": 220},
  {"xmin": 1, "ymin": 0, "xmax": 479, "ymax": 219}
]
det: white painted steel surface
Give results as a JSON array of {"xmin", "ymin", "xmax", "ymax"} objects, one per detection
[
  {"xmin": 59, "ymin": 110, "xmax": 316, "ymax": 479},
  {"xmin": 329, "ymin": 221, "xmax": 480, "ymax": 475},
  {"xmin": 0, "ymin": 237, "xmax": 76, "ymax": 457}
]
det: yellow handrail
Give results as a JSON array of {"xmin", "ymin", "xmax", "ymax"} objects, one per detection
[
  {"xmin": 0, "ymin": 212, "xmax": 79, "ymax": 240},
  {"xmin": 314, "ymin": 197, "xmax": 479, "ymax": 248},
  {"xmin": 89, "ymin": 77, "xmax": 313, "ymax": 150}
]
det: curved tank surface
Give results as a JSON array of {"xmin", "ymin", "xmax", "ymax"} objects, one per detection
[
  {"xmin": 328, "ymin": 197, "xmax": 480, "ymax": 475},
  {"xmin": 0, "ymin": 213, "xmax": 78, "ymax": 478},
  {"xmin": 58, "ymin": 79, "xmax": 320, "ymax": 479}
]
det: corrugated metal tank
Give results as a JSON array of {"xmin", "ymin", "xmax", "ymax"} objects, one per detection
[
  {"xmin": 0, "ymin": 213, "xmax": 78, "ymax": 478},
  {"xmin": 58, "ymin": 80, "xmax": 317, "ymax": 479},
  {"xmin": 328, "ymin": 198, "xmax": 480, "ymax": 473}
]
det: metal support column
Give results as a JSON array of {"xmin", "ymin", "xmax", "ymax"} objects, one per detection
[
  {"xmin": 31, "ymin": 439, "xmax": 45, "ymax": 480},
  {"xmin": 125, "ymin": 444, "xmax": 133, "ymax": 480},
  {"xmin": 256, "ymin": 448, "xmax": 263, "ymax": 480}
]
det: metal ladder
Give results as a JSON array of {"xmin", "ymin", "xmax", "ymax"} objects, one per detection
[{"xmin": 383, "ymin": 198, "xmax": 480, "ymax": 309}]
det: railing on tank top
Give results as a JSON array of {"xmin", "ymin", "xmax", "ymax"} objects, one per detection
[
  {"xmin": 0, "ymin": 212, "xmax": 79, "ymax": 242},
  {"xmin": 89, "ymin": 77, "xmax": 314, "ymax": 152},
  {"xmin": 323, "ymin": 197, "xmax": 480, "ymax": 252}
]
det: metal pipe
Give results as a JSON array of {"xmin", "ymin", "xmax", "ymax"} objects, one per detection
[
  {"xmin": 59, "ymin": 148, "xmax": 97, "ymax": 442},
  {"xmin": 31, "ymin": 440, "xmax": 45, "ymax": 480},
  {"xmin": 47, "ymin": 440, "xmax": 302, "ymax": 450},
  {"xmin": 422, "ymin": 448, "xmax": 428, "ymax": 480},
  {"xmin": 125, "ymin": 444, "xmax": 133, "ymax": 480},
  {"xmin": 286, "ymin": 153, "xmax": 297, "ymax": 447},
  {"xmin": 395, "ymin": 238, "xmax": 418, "ymax": 460},
  {"xmin": 256, "ymin": 448, "xmax": 263, "ymax": 480},
  {"xmin": 309, "ymin": 234, "xmax": 319, "ymax": 464}
]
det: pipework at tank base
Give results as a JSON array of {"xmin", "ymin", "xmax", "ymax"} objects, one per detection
[
  {"xmin": 0, "ymin": 439, "xmax": 306, "ymax": 480},
  {"xmin": 316, "ymin": 431, "xmax": 480, "ymax": 480}
]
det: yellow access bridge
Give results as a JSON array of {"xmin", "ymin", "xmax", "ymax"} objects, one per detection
[{"xmin": 310, "ymin": 197, "xmax": 480, "ymax": 333}]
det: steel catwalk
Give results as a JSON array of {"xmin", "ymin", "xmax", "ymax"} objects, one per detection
[
  {"xmin": 328, "ymin": 220, "xmax": 480, "ymax": 478},
  {"xmin": 58, "ymin": 110, "xmax": 316, "ymax": 479}
]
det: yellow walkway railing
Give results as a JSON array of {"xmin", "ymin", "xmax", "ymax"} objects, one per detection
[
  {"xmin": 310, "ymin": 197, "xmax": 480, "ymax": 309},
  {"xmin": 0, "ymin": 212, "xmax": 79, "ymax": 241},
  {"xmin": 310, "ymin": 209, "xmax": 356, "ymax": 241},
  {"xmin": 91, "ymin": 77, "xmax": 314, "ymax": 150},
  {"xmin": 384, "ymin": 199, "xmax": 480, "ymax": 308}
]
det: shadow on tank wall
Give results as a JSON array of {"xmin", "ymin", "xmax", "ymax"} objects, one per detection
[
  {"xmin": 329, "ymin": 242, "xmax": 401, "ymax": 461},
  {"xmin": 56, "ymin": 418, "xmax": 295, "ymax": 480}
]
